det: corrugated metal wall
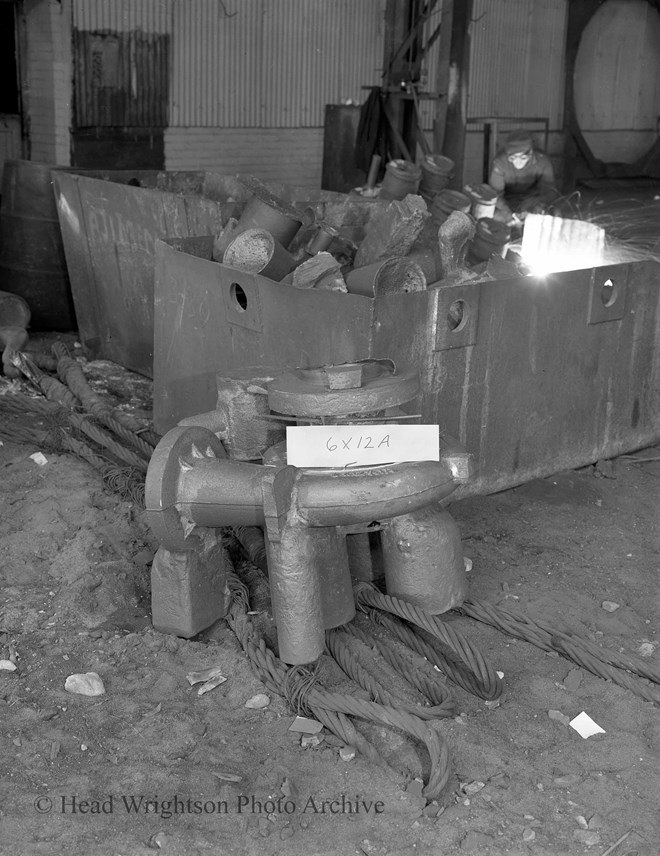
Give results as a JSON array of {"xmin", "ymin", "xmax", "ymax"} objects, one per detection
[
  {"xmin": 72, "ymin": 1, "xmax": 570, "ymax": 132},
  {"xmin": 169, "ymin": 0, "xmax": 386, "ymax": 128},
  {"xmin": 469, "ymin": 0, "xmax": 567, "ymax": 129},
  {"xmin": 73, "ymin": 0, "xmax": 387, "ymax": 129},
  {"xmin": 72, "ymin": 0, "xmax": 170, "ymax": 34}
]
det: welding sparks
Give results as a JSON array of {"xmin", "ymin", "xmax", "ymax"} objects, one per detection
[
  {"xmin": 520, "ymin": 214, "xmax": 606, "ymax": 275},
  {"xmin": 516, "ymin": 194, "xmax": 660, "ymax": 276}
]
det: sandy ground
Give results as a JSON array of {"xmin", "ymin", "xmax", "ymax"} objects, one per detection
[{"xmin": 0, "ymin": 355, "xmax": 659, "ymax": 856}]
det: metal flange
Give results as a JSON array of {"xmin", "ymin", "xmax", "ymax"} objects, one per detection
[{"xmin": 266, "ymin": 359, "xmax": 419, "ymax": 418}]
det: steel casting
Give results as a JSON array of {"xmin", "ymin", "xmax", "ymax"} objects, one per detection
[{"xmin": 146, "ymin": 360, "xmax": 471, "ymax": 665}]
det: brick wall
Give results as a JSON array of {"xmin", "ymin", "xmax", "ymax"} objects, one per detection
[
  {"xmin": 22, "ymin": 0, "xmax": 72, "ymax": 165},
  {"xmin": 165, "ymin": 127, "xmax": 324, "ymax": 189}
]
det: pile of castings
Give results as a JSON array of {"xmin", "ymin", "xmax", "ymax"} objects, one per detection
[
  {"xmin": 0, "ymin": 341, "xmax": 158, "ymax": 503},
  {"xmin": 209, "ymin": 175, "xmax": 518, "ymax": 303}
]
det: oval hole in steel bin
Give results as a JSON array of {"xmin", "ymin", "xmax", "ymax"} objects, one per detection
[
  {"xmin": 447, "ymin": 299, "xmax": 467, "ymax": 332},
  {"xmin": 601, "ymin": 278, "xmax": 617, "ymax": 307},
  {"xmin": 230, "ymin": 282, "xmax": 248, "ymax": 312}
]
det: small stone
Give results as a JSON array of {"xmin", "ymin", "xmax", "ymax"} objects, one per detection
[
  {"xmin": 576, "ymin": 815, "xmax": 589, "ymax": 829},
  {"xmin": 280, "ymin": 777, "xmax": 297, "ymax": 798},
  {"xmin": 548, "ymin": 709, "xmax": 570, "ymax": 726},
  {"xmin": 573, "ymin": 829, "xmax": 601, "ymax": 846},
  {"xmin": 563, "ymin": 669, "xmax": 583, "ymax": 691},
  {"xmin": 406, "ymin": 778, "xmax": 424, "ymax": 797},
  {"xmin": 0, "ymin": 660, "xmax": 18, "ymax": 672},
  {"xmin": 459, "ymin": 781, "xmax": 485, "ymax": 796},
  {"xmin": 422, "ymin": 800, "xmax": 440, "ymax": 818},
  {"xmin": 288, "ymin": 716, "xmax": 323, "ymax": 734},
  {"xmin": 552, "ymin": 773, "xmax": 581, "ymax": 788},
  {"xmin": 301, "ymin": 734, "xmax": 322, "ymax": 749},
  {"xmin": 601, "ymin": 601, "xmax": 620, "ymax": 612},
  {"xmin": 148, "ymin": 832, "xmax": 168, "ymax": 849},
  {"xmin": 522, "ymin": 828, "xmax": 536, "ymax": 841},
  {"xmin": 245, "ymin": 693, "xmax": 270, "ymax": 709},
  {"xmin": 64, "ymin": 672, "xmax": 105, "ymax": 696},
  {"xmin": 461, "ymin": 831, "xmax": 494, "ymax": 850},
  {"xmin": 339, "ymin": 745, "xmax": 356, "ymax": 761},
  {"xmin": 637, "ymin": 640, "xmax": 657, "ymax": 658}
]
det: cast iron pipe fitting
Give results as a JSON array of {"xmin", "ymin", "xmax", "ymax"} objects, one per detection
[{"xmin": 145, "ymin": 423, "xmax": 470, "ymax": 664}]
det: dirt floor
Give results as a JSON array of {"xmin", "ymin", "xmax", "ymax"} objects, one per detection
[{"xmin": 0, "ymin": 347, "xmax": 659, "ymax": 856}]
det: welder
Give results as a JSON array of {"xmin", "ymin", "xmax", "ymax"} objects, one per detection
[{"xmin": 488, "ymin": 130, "xmax": 559, "ymax": 228}]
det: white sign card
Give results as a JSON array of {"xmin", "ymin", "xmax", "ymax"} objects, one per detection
[{"xmin": 285, "ymin": 424, "xmax": 440, "ymax": 468}]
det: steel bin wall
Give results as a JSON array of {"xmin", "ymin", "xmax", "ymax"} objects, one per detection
[
  {"xmin": 152, "ymin": 240, "xmax": 660, "ymax": 500},
  {"xmin": 0, "ymin": 160, "xmax": 76, "ymax": 330},
  {"xmin": 370, "ymin": 262, "xmax": 660, "ymax": 497}
]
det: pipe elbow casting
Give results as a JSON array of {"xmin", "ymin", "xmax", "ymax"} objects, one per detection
[
  {"xmin": 145, "ymin": 422, "xmax": 472, "ymax": 663},
  {"xmin": 146, "ymin": 425, "xmax": 471, "ymax": 546}
]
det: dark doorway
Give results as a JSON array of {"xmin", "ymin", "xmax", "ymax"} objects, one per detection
[
  {"xmin": 71, "ymin": 28, "xmax": 168, "ymax": 169},
  {"xmin": 0, "ymin": 0, "xmax": 23, "ymax": 182}
]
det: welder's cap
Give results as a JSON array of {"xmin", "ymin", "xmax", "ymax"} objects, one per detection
[{"xmin": 505, "ymin": 130, "xmax": 533, "ymax": 154}]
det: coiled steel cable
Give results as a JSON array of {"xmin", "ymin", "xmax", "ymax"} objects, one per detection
[
  {"xmin": 225, "ymin": 572, "xmax": 452, "ymax": 798},
  {"xmin": 52, "ymin": 343, "xmax": 157, "ymax": 458},
  {"xmin": 354, "ymin": 582, "xmax": 503, "ymax": 701},
  {"xmin": 462, "ymin": 599, "xmax": 660, "ymax": 705},
  {"xmin": 66, "ymin": 412, "xmax": 149, "ymax": 473},
  {"xmin": 326, "ymin": 627, "xmax": 455, "ymax": 720},
  {"xmin": 339, "ymin": 620, "xmax": 455, "ymax": 713},
  {"xmin": 60, "ymin": 435, "xmax": 146, "ymax": 505}
]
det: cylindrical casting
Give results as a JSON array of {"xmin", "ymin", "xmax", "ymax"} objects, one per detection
[
  {"xmin": 468, "ymin": 218, "xmax": 512, "ymax": 263},
  {"xmin": 381, "ymin": 506, "xmax": 467, "ymax": 614},
  {"xmin": 266, "ymin": 517, "xmax": 326, "ymax": 664},
  {"xmin": 464, "ymin": 182, "xmax": 499, "ymax": 220},
  {"xmin": 223, "ymin": 228, "xmax": 297, "ymax": 282},
  {"xmin": 430, "ymin": 189, "xmax": 471, "ymax": 226},
  {"xmin": 345, "ymin": 257, "xmax": 427, "ymax": 298},
  {"xmin": 306, "ymin": 223, "xmax": 339, "ymax": 255},
  {"xmin": 0, "ymin": 290, "xmax": 31, "ymax": 328},
  {"xmin": 309, "ymin": 527, "xmax": 355, "ymax": 629},
  {"xmin": 380, "ymin": 159, "xmax": 422, "ymax": 201},
  {"xmin": 419, "ymin": 154, "xmax": 454, "ymax": 201},
  {"xmin": 236, "ymin": 182, "xmax": 302, "ymax": 247}
]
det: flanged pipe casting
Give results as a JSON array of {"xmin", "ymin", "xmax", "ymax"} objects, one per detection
[{"xmin": 145, "ymin": 360, "xmax": 472, "ymax": 665}]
